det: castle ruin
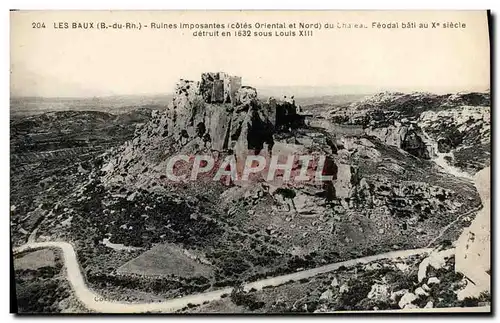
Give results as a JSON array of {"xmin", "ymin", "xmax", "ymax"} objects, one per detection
[{"xmin": 199, "ymin": 72, "xmax": 242, "ymax": 105}]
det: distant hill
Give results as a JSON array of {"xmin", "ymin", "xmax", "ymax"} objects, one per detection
[
  {"xmin": 10, "ymin": 94, "xmax": 173, "ymax": 117},
  {"xmin": 256, "ymin": 85, "xmax": 376, "ymax": 98},
  {"xmin": 10, "ymin": 108, "xmax": 153, "ymax": 154},
  {"xmin": 294, "ymin": 94, "xmax": 370, "ymax": 106}
]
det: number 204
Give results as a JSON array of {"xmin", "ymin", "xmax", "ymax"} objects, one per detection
[{"xmin": 32, "ymin": 22, "xmax": 46, "ymax": 28}]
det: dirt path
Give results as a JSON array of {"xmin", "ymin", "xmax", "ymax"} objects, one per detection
[{"xmin": 14, "ymin": 241, "xmax": 432, "ymax": 313}]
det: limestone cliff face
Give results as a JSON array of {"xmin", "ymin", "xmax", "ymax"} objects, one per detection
[
  {"xmin": 325, "ymin": 91, "xmax": 490, "ymax": 174},
  {"xmin": 102, "ymin": 72, "xmax": 305, "ymax": 188},
  {"xmin": 455, "ymin": 167, "xmax": 490, "ymax": 298},
  {"xmin": 163, "ymin": 72, "xmax": 302, "ymax": 156},
  {"xmin": 418, "ymin": 106, "xmax": 491, "ymax": 173},
  {"xmin": 365, "ymin": 122, "xmax": 429, "ymax": 159}
]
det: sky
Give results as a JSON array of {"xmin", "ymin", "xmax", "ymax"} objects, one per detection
[{"xmin": 10, "ymin": 10, "xmax": 490, "ymax": 97}]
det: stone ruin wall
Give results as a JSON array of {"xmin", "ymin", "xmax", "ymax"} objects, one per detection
[{"xmin": 198, "ymin": 72, "xmax": 243, "ymax": 105}]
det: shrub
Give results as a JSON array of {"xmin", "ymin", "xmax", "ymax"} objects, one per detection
[
  {"xmin": 230, "ymin": 285, "xmax": 265, "ymax": 311},
  {"xmin": 338, "ymin": 279, "xmax": 372, "ymax": 310}
]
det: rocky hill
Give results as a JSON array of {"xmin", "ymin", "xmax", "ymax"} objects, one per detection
[
  {"xmin": 13, "ymin": 74, "xmax": 489, "ymax": 310},
  {"xmin": 10, "ymin": 95, "xmax": 171, "ymax": 117},
  {"xmin": 11, "ymin": 109, "xmax": 152, "ymax": 154},
  {"xmin": 102, "ymin": 72, "xmax": 305, "ymax": 188},
  {"xmin": 322, "ymin": 92, "xmax": 490, "ymax": 174},
  {"xmin": 10, "ymin": 108, "xmax": 153, "ymax": 247},
  {"xmin": 25, "ymin": 74, "xmax": 478, "ymax": 301}
]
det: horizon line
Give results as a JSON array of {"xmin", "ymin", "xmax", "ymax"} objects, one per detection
[{"xmin": 10, "ymin": 85, "xmax": 491, "ymax": 100}]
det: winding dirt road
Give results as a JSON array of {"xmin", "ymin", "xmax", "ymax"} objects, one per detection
[
  {"xmin": 14, "ymin": 121, "xmax": 489, "ymax": 313},
  {"xmin": 14, "ymin": 241, "xmax": 432, "ymax": 313}
]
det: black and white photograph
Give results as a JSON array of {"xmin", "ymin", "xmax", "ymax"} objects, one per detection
[{"xmin": 9, "ymin": 10, "xmax": 491, "ymax": 314}]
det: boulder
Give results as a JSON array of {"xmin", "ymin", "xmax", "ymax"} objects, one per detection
[
  {"xmin": 236, "ymin": 86, "xmax": 257, "ymax": 105},
  {"xmin": 417, "ymin": 248, "xmax": 455, "ymax": 282},
  {"xmin": 319, "ymin": 289, "xmax": 333, "ymax": 301},
  {"xmin": 398, "ymin": 292, "xmax": 417, "ymax": 309},
  {"xmin": 365, "ymin": 122, "xmax": 429, "ymax": 159},
  {"xmin": 292, "ymin": 192, "xmax": 326, "ymax": 216},
  {"xmin": 395, "ymin": 263, "xmax": 409, "ymax": 272},
  {"xmin": 367, "ymin": 283, "xmax": 389, "ymax": 301},
  {"xmin": 339, "ymin": 283, "xmax": 349, "ymax": 293},
  {"xmin": 363, "ymin": 263, "xmax": 382, "ymax": 271},
  {"xmin": 414, "ymin": 287, "xmax": 429, "ymax": 297},
  {"xmin": 390, "ymin": 289, "xmax": 408, "ymax": 301},
  {"xmin": 334, "ymin": 164, "xmax": 356, "ymax": 199}
]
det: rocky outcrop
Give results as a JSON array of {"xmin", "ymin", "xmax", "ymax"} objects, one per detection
[
  {"xmin": 455, "ymin": 167, "xmax": 490, "ymax": 299},
  {"xmin": 365, "ymin": 122, "xmax": 429, "ymax": 159},
  {"xmin": 351, "ymin": 175, "xmax": 461, "ymax": 220},
  {"xmin": 417, "ymin": 248, "xmax": 454, "ymax": 283},
  {"xmin": 401, "ymin": 127, "xmax": 429, "ymax": 159},
  {"xmin": 364, "ymin": 123, "xmax": 407, "ymax": 149},
  {"xmin": 367, "ymin": 283, "xmax": 390, "ymax": 302},
  {"xmin": 164, "ymin": 73, "xmax": 303, "ymax": 155},
  {"xmin": 418, "ymin": 106, "xmax": 491, "ymax": 173},
  {"xmin": 324, "ymin": 91, "xmax": 490, "ymax": 174},
  {"xmin": 102, "ymin": 72, "xmax": 306, "ymax": 187},
  {"xmin": 333, "ymin": 92, "xmax": 491, "ymax": 302},
  {"xmin": 274, "ymin": 100, "xmax": 305, "ymax": 131}
]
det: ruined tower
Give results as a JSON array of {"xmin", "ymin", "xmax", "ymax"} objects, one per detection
[{"xmin": 199, "ymin": 72, "xmax": 242, "ymax": 105}]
